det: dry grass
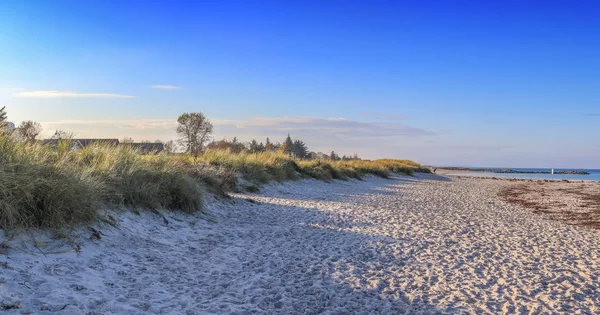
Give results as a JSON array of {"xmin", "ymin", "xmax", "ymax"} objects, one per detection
[
  {"xmin": 0, "ymin": 136, "xmax": 216, "ymax": 231},
  {"xmin": 199, "ymin": 149, "xmax": 430, "ymax": 183},
  {"xmin": 198, "ymin": 150, "xmax": 300, "ymax": 183},
  {"xmin": 0, "ymin": 137, "xmax": 429, "ymax": 231}
]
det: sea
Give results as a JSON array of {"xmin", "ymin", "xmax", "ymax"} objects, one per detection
[{"xmin": 448, "ymin": 168, "xmax": 600, "ymax": 181}]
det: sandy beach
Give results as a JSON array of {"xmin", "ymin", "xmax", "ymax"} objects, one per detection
[{"xmin": 2, "ymin": 174, "xmax": 600, "ymax": 314}]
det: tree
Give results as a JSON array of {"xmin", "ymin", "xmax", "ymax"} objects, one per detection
[
  {"xmin": 330, "ymin": 151, "xmax": 339, "ymax": 161},
  {"xmin": 163, "ymin": 140, "xmax": 176, "ymax": 154},
  {"xmin": 121, "ymin": 137, "xmax": 134, "ymax": 143},
  {"xmin": 51, "ymin": 130, "xmax": 75, "ymax": 140},
  {"xmin": 272, "ymin": 141, "xmax": 282, "ymax": 151},
  {"xmin": 292, "ymin": 139, "xmax": 308, "ymax": 159},
  {"xmin": 248, "ymin": 139, "xmax": 261, "ymax": 153},
  {"xmin": 265, "ymin": 137, "xmax": 274, "ymax": 152},
  {"xmin": 176, "ymin": 112, "xmax": 214, "ymax": 160},
  {"xmin": 0, "ymin": 106, "xmax": 7, "ymax": 129},
  {"xmin": 281, "ymin": 134, "xmax": 294, "ymax": 156},
  {"xmin": 230, "ymin": 137, "xmax": 245, "ymax": 153},
  {"xmin": 16, "ymin": 121, "xmax": 42, "ymax": 142}
]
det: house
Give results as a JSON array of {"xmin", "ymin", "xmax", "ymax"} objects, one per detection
[
  {"xmin": 41, "ymin": 139, "xmax": 120, "ymax": 151},
  {"xmin": 315, "ymin": 152, "xmax": 330, "ymax": 159},
  {"xmin": 40, "ymin": 138, "xmax": 164, "ymax": 155},
  {"xmin": 123, "ymin": 142, "xmax": 165, "ymax": 155}
]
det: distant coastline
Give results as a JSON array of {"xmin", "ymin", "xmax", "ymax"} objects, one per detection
[{"xmin": 433, "ymin": 167, "xmax": 590, "ymax": 175}]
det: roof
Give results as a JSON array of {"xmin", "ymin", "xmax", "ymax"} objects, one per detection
[
  {"xmin": 41, "ymin": 139, "xmax": 120, "ymax": 147},
  {"xmin": 75, "ymin": 139, "xmax": 120, "ymax": 147},
  {"xmin": 123, "ymin": 142, "xmax": 165, "ymax": 154}
]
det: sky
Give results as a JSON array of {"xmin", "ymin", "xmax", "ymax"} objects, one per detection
[{"xmin": 1, "ymin": 0, "xmax": 599, "ymax": 168}]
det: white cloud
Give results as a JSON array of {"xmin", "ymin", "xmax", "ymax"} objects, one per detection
[
  {"xmin": 42, "ymin": 116, "xmax": 433, "ymax": 137},
  {"xmin": 150, "ymin": 85, "xmax": 182, "ymax": 90},
  {"xmin": 13, "ymin": 90, "xmax": 136, "ymax": 98},
  {"xmin": 39, "ymin": 116, "xmax": 436, "ymax": 159},
  {"xmin": 212, "ymin": 116, "xmax": 433, "ymax": 138},
  {"xmin": 43, "ymin": 119, "xmax": 176, "ymax": 130}
]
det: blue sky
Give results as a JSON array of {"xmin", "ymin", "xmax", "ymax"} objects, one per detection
[{"xmin": 1, "ymin": 0, "xmax": 599, "ymax": 167}]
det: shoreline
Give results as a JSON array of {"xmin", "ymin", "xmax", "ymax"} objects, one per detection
[
  {"xmin": 437, "ymin": 169, "xmax": 599, "ymax": 182},
  {"xmin": 432, "ymin": 167, "xmax": 590, "ymax": 175}
]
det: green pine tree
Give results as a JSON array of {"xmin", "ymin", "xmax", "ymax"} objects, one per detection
[{"xmin": 282, "ymin": 134, "xmax": 294, "ymax": 156}]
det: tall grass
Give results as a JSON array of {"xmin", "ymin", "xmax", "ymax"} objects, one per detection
[
  {"xmin": 198, "ymin": 150, "xmax": 300, "ymax": 183},
  {"xmin": 0, "ymin": 136, "xmax": 429, "ymax": 231},
  {"xmin": 0, "ymin": 137, "xmax": 102, "ymax": 229},
  {"xmin": 0, "ymin": 136, "xmax": 211, "ymax": 231},
  {"xmin": 199, "ymin": 149, "xmax": 430, "ymax": 183}
]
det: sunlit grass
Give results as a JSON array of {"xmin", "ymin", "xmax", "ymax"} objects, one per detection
[
  {"xmin": 200, "ymin": 149, "xmax": 430, "ymax": 183},
  {"xmin": 0, "ymin": 136, "xmax": 429, "ymax": 231},
  {"xmin": 0, "ymin": 135, "xmax": 215, "ymax": 231}
]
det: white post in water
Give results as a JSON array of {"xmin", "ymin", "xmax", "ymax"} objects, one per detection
[{"xmin": 551, "ymin": 168, "xmax": 554, "ymax": 175}]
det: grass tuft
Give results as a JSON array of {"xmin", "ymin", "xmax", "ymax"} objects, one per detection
[{"xmin": 0, "ymin": 136, "xmax": 211, "ymax": 231}]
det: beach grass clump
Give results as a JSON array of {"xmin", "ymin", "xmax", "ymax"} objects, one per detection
[
  {"xmin": 296, "ymin": 159, "xmax": 348, "ymax": 181},
  {"xmin": 198, "ymin": 149, "xmax": 300, "ymax": 183},
  {"xmin": 0, "ymin": 136, "xmax": 211, "ymax": 231},
  {"xmin": 332, "ymin": 160, "xmax": 390, "ymax": 178},
  {"xmin": 65, "ymin": 144, "xmax": 207, "ymax": 213},
  {"xmin": 0, "ymin": 136, "xmax": 102, "ymax": 230}
]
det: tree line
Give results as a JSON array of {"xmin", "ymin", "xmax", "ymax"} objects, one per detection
[
  {"xmin": 0, "ymin": 106, "xmax": 42, "ymax": 142},
  {"xmin": 0, "ymin": 107, "xmax": 361, "ymax": 160},
  {"xmin": 176, "ymin": 112, "xmax": 361, "ymax": 161}
]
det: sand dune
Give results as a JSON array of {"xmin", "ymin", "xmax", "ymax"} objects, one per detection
[{"xmin": 1, "ymin": 174, "xmax": 599, "ymax": 314}]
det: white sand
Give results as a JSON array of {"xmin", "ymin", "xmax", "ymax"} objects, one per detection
[{"xmin": 1, "ymin": 174, "xmax": 600, "ymax": 314}]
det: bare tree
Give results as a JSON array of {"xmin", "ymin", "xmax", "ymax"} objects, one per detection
[
  {"xmin": 16, "ymin": 121, "xmax": 42, "ymax": 142},
  {"xmin": 121, "ymin": 137, "xmax": 134, "ymax": 143},
  {"xmin": 176, "ymin": 112, "xmax": 213, "ymax": 160},
  {"xmin": 163, "ymin": 140, "xmax": 176, "ymax": 154},
  {"xmin": 51, "ymin": 130, "xmax": 75, "ymax": 140}
]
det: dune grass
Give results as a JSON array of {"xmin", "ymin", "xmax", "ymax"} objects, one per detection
[
  {"xmin": 198, "ymin": 150, "xmax": 301, "ymax": 183},
  {"xmin": 199, "ymin": 149, "xmax": 430, "ymax": 184},
  {"xmin": 0, "ymin": 135, "xmax": 214, "ymax": 231},
  {"xmin": 0, "ymin": 136, "xmax": 429, "ymax": 231}
]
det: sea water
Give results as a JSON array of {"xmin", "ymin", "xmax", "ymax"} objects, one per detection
[{"xmin": 449, "ymin": 168, "xmax": 600, "ymax": 181}]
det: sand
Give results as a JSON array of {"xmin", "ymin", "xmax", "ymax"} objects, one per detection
[{"xmin": 1, "ymin": 174, "xmax": 600, "ymax": 314}]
